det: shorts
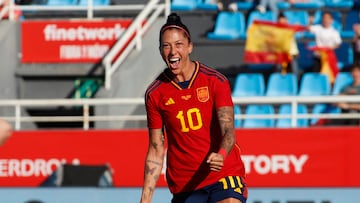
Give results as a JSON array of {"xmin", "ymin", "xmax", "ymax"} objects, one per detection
[{"xmin": 171, "ymin": 176, "xmax": 248, "ymax": 203}]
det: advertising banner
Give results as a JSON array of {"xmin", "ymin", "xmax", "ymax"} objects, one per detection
[
  {"xmin": 21, "ymin": 19, "xmax": 132, "ymax": 63},
  {"xmin": 0, "ymin": 128, "xmax": 359, "ymax": 187}
]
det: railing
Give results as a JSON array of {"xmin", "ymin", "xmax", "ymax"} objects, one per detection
[
  {"xmin": 2, "ymin": 0, "xmax": 167, "ymax": 20},
  {"xmin": 102, "ymin": 0, "xmax": 170, "ymax": 89},
  {"xmin": 0, "ymin": 95, "xmax": 359, "ymax": 130}
]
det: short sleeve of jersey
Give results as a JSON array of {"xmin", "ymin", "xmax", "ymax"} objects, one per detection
[
  {"xmin": 213, "ymin": 76, "xmax": 233, "ymax": 108},
  {"xmin": 145, "ymin": 93, "xmax": 163, "ymax": 129}
]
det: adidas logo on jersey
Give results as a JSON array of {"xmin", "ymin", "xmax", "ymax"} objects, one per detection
[{"xmin": 165, "ymin": 98, "xmax": 175, "ymax": 106}]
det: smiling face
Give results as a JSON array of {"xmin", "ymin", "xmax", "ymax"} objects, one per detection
[{"xmin": 159, "ymin": 28, "xmax": 193, "ymax": 80}]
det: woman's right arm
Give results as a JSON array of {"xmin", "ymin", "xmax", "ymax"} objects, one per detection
[{"xmin": 140, "ymin": 128, "xmax": 165, "ymax": 203}]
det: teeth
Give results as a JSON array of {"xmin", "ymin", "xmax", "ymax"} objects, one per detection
[{"xmin": 169, "ymin": 58, "xmax": 180, "ymax": 63}]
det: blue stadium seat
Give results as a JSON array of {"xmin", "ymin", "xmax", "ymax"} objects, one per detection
[
  {"xmin": 197, "ymin": 0, "xmax": 218, "ymax": 11},
  {"xmin": 236, "ymin": 1, "xmax": 255, "ymax": 10},
  {"xmin": 243, "ymin": 104, "xmax": 275, "ymax": 128},
  {"xmin": 276, "ymin": 104, "xmax": 309, "ymax": 128},
  {"xmin": 310, "ymin": 103, "xmax": 341, "ymax": 125},
  {"xmin": 266, "ymin": 73, "xmax": 298, "ymax": 96},
  {"xmin": 46, "ymin": 0, "xmax": 77, "ymax": 5},
  {"xmin": 234, "ymin": 105, "xmax": 242, "ymax": 128},
  {"xmin": 207, "ymin": 11, "xmax": 246, "ymax": 40},
  {"xmin": 170, "ymin": 0, "xmax": 201, "ymax": 11},
  {"xmin": 78, "ymin": 0, "xmax": 110, "ymax": 6},
  {"xmin": 232, "ymin": 73, "xmax": 265, "ymax": 97},
  {"xmin": 335, "ymin": 43, "xmax": 354, "ymax": 70},
  {"xmin": 342, "ymin": 10, "xmax": 360, "ymax": 39},
  {"xmin": 298, "ymin": 73, "xmax": 331, "ymax": 96},
  {"xmin": 297, "ymin": 42, "xmax": 315, "ymax": 71},
  {"xmin": 324, "ymin": 0, "xmax": 354, "ymax": 9},
  {"xmin": 292, "ymin": 0, "xmax": 324, "ymax": 9},
  {"xmin": 332, "ymin": 72, "xmax": 353, "ymax": 95},
  {"xmin": 247, "ymin": 11, "xmax": 276, "ymax": 29},
  {"xmin": 277, "ymin": 1, "xmax": 291, "ymax": 10},
  {"xmin": 283, "ymin": 10, "xmax": 309, "ymax": 27}
]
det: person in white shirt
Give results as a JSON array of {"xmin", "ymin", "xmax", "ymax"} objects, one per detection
[{"xmin": 308, "ymin": 11, "xmax": 342, "ymax": 72}]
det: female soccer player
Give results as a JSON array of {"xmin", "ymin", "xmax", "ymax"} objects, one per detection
[{"xmin": 140, "ymin": 13, "xmax": 247, "ymax": 203}]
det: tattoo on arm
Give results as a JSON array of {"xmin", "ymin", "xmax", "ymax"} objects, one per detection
[{"xmin": 217, "ymin": 106, "xmax": 235, "ymax": 153}]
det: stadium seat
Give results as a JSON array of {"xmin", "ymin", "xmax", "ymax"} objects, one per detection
[
  {"xmin": 236, "ymin": 1, "xmax": 254, "ymax": 10},
  {"xmin": 234, "ymin": 105, "xmax": 242, "ymax": 128},
  {"xmin": 342, "ymin": 10, "xmax": 360, "ymax": 39},
  {"xmin": 292, "ymin": 0, "xmax": 324, "ymax": 9},
  {"xmin": 78, "ymin": 0, "xmax": 110, "ymax": 6},
  {"xmin": 276, "ymin": 104, "xmax": 309, "ymax": 128},
  {"xmin": 277, "ymin": 1, "xmax": 291, "ymax": 10},
  {"xmin": 232, "ymin": 73, "xmax": 265, "ymax": 97},
  {"xmin": 46, "ymin": 0, "xmax": 77, "ymax": 5},
  {"xmin": 310, "ymin": 103, "xmax": 341, "ymax": 125},
  {"xmin": 170, "ymin": 0, "xmax": 201, "ymax": 11},
  {"xmin": 298, "ymin": 73, "xmax": 331, "ymax": 96},
  {"xmin": 266, "ymin": 73, "xmax": 298, "ymax": 96},
  {"xmin": 283, "ymin": 10, "xmax": 309, "ymax": 27},
  {"xmin": 335, "ymin": 43, "xmax": 354, "ymax": 70},
  {"xmin": 296, "ymin": 42, "xmax": 315, "ymax": 71},
  {"xmin": 247, "ymin": 11, "xmax": 276, "ymax": 29},
  {"xmin": 332, "ymin": 72, "xmax": 353, "ymax": 95},
  {"xmin": 324, "ymin": 0, "xmax": 354, "ymax": 9},
  {"xmin": 243, "ymin": 104, "xmax": 275, "ymax": 128},
  {"xmin": 207, "ymin": 11, "xmax": 246, "ymax": 40},
  {"xmin": 197, "ymin": 0, "xmax": 218, "ymax": 11}
]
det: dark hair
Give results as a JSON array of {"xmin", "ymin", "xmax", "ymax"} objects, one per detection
[
  {"xmin": 277, "ymin": 12, "xmax": 286, "ymax": 20},
  {"xmin": 159, "ymin": 13, "xmax": 191, "ymax": 45}
]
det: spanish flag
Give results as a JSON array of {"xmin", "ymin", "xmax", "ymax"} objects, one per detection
[
  {"xmin": 309, "ymin": 47, "xmax": 339, "ymax": 84},
  {"xmin": 244, "ymin": 20, "xmax": 306, "ymax": 65}
]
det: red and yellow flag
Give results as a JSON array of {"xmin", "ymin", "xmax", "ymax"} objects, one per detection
[
  {"xmin": 244, "ymin": 20, "xmax": 306, "ymax": 65},
  {"xmin": 309, "ymin": 47, "xmax": 339, "ymax": 83}
]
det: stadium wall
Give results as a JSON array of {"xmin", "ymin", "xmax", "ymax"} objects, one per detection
[{"xmin": 0, "ymin": 128, "xmax": 359, "ymax": 203}]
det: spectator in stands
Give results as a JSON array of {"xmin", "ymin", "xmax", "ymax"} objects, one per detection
[
  {"xmin": 277, "ymin": 12, "xmax": 300, "ymax": 78},
  {"xmin": 307, "ymin": 11, "xmax": 342, "ymax": 72},
  {"xmin": 0, "ymin": 118, "xmax": 12, "ymax": 146},
  {"xmin": 140, "ymin": 13, "xmax": 247, "ymax": 203},
  {"xmin": 333, "ymin": 65, "xmax": 360, "ymax": 125},
  {"xmin": 352, "ymin": 23, "xmax": 360, "ymax": 65}
]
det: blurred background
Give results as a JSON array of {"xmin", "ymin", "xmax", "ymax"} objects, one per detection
[{"xmin": 0, "ymin": 0, "xmax": 359, "ymax": 202}]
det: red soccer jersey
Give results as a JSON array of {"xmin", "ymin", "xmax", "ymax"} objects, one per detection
[{"xmin": 145, "ymin": 61, "xmax": 246, "ymax": 194}]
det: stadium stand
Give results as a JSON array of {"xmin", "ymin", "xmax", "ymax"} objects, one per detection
[
  {"xmin": 232, "ymin": 73, "xmax": 265, "ymax": 97},
  {"xmin": 310, "ymin": 103, "xmax": 341, "ymax": 125},
  {"xmin": 332, "ymin": 72, "xmax": 353, "ymax": 95},
  {"xmin": 276, "ymin": 104, "xmax": 309, "ymax": 128},
  {"xmin": 247, "ymin": 10, "xmax": 276, "ymax": 28},
  {"xmin": 324, "ymin": 0, "xmax": 354, "ymax": 10},
  {"xmin": 243, "ymin": 104, "xmax": 275, "ymax": 128},
  {"xmin": 335, "ymin": 42, "xmax": 354, "ymax": 70},
  {"xmin": 234, "ymin": 105, "xmax": 242, "ymax": 128},
  {"xmin": 265, "ymin": 73, "xmax": 298, "ymax": 96},
  {"xmin": 170, "ymin": 0, "xmax": 201, "ymax": 11},
  {"xmin": 207, "ymin": 11, "xmax": 246, "ymax": 40},
  {"xmin": 298, "ymin": 73, "xmax": 331, "ymax": 96},
  {"xmin": 291, "ymin": 0, "xmax": 324, "ymax": 9},
  {"xmin": 197, "ymin": 0, "xmax": 218, "ymax": 11}
]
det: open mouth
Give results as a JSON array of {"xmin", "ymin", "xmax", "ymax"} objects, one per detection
[{"xmin": 169, "ymin": 57, "xmax": 180, "ymax": 65}]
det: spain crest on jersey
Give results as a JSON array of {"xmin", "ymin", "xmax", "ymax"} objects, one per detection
[{"xmin": 196, "ymin": 86, "xmax": 209, "ymax": 102}]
